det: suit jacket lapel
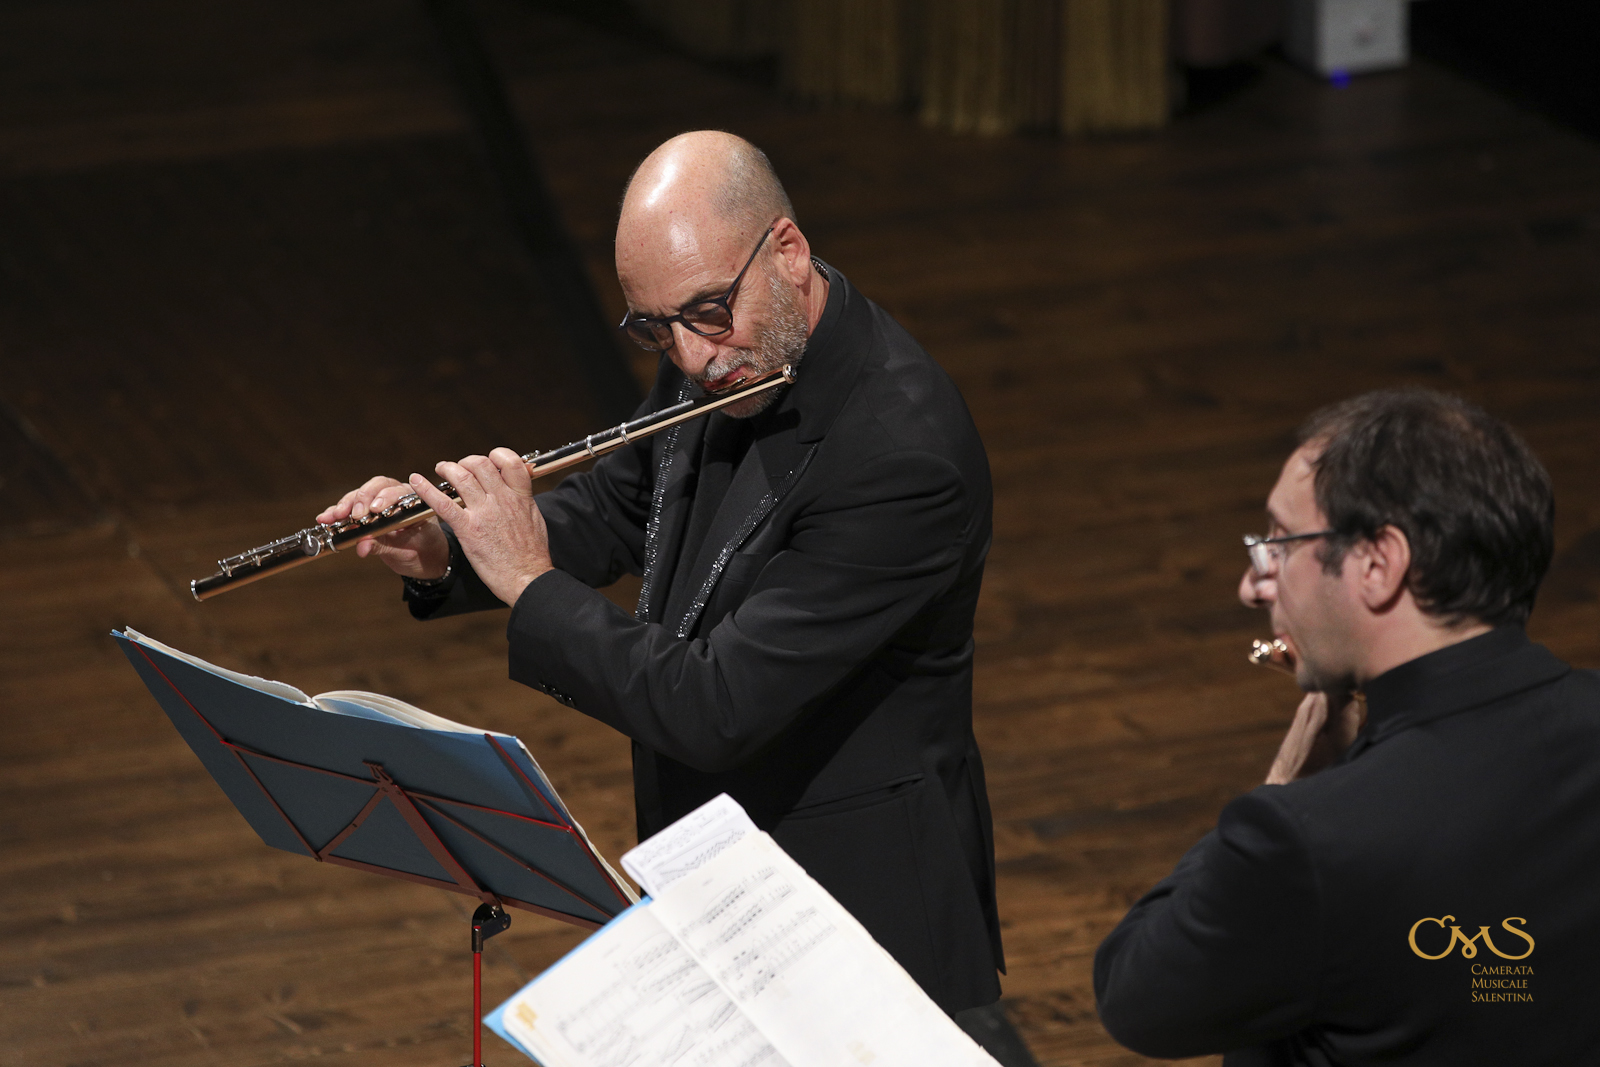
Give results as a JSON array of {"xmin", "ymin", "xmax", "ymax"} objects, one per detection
[
  {"xmin": 645, "ymin": 260, "xmax": 858, "ymax": 633},
  {"xmin": 635, "ymin": 382, "xmax": 704, "ymax": 625},
  {"xmin": 665, "ymin": 422, "xmax": 816, "ymax": 639}
]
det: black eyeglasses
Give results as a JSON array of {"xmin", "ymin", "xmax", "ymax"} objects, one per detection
[
  {"xmin": 1243, "ymin": 529, "xmax": 1336, "ymax": 576},
  {"xmin": 617, "ymin": 225, "xmax": 776, "ymax": 352}
]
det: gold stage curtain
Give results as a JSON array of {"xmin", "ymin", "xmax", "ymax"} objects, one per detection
[
  {"xmin": 785, "ymin": 0, "xmax": 914, "ymax": 108},
  {"xmin": 1059, "ymin": 0, "xmax": 1171, "ymax": 134},
  {"xmin": 634, "ymin": 0, "xmax": 1171, "ymax": 136},
  {"xmin": 915, "ymin": 0, "xmax": 1060, "ymax": 135}
]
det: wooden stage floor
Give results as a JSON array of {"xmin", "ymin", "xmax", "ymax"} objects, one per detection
[{"xmin": 3, "ymin": 3, "xmax": 1599, "ymax": 1065}]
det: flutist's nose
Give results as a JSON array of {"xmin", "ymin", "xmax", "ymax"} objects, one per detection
[
  {"xmin": 667, "ymin": 322, "xmax": 720, "ymax": 379},
  {"xmin": 1240, "ymin": 567, "xmax": 1275, "ymax": 609}
]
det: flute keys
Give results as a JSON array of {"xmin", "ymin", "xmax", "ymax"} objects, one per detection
[{"xmin": 1248, "ymin": 637, "xmax": 1296, "ymax": 676}]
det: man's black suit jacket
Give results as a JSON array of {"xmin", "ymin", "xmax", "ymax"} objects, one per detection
[
  {"xmin": 413, "ymin": 263, "xmax": 1004, "ymax": 1014},
  {"xmin": 1094, "ymin": 626, "xmax": 1600, "ymax": 1064}
]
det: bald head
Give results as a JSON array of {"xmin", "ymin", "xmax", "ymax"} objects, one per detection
[
  {"xmin": 617, "ymin": 132, "xmax": 794, "ymax": 268},
  {"xmin": 623, "ymin": 131, "xmax": 794, "ymax": 236}
]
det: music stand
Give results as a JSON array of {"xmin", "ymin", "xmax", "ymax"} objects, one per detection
[{"xmin": 116, "ymin": 632, "xmax": 635, "ymax": 1067}]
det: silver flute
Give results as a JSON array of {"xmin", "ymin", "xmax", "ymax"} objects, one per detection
[{"xmin": 191, "ymin": 364, "xmax": 797, "ymax": 601}]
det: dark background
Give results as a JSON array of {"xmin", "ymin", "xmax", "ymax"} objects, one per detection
[
  {"xmin": 3, "ymin": 2, "xmax": 1598, "ymax": 1065},
  {"xmin": 1413, "ymin": 0, "xmax": 1600, "ymax": 141}
]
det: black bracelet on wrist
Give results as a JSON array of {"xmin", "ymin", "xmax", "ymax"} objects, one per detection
[{"xmin": 406, "ymin": 564, "xmax": 452, "ymax": 590}]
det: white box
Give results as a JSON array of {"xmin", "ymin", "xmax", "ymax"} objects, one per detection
[{"xmin": 1285, "ymin": 0, "xmax": 1409, "ymax": 77}]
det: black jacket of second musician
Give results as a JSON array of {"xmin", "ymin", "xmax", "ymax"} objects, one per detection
[
  {"xmin": 414, "ymin": 263, "xmax": 1004, "ymax": 1014},
  {"xmin": 1095, "ymin": 626, "xmax": 1600, "ymax": 1064}
]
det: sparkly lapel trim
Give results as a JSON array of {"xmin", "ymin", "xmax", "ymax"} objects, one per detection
[
  {"xmin": 672, "ymin": 443, "xmax": 818, "ymax": 639},
  {"xmin": 634, "ymin": 379, "xmax": 694, "ymax": 624}
]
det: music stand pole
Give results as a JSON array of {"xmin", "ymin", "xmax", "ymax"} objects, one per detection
[{"xmin": 467, "ymin": 903, "xmax": 512, "ymax": 1067}]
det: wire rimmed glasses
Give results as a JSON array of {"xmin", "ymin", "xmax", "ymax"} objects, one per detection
[{"xmin": 1243, "ymin": 529, "xmax": 1336, "ymax": 576}]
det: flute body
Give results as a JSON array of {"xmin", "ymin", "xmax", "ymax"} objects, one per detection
[{"xmin": 191, "ymin": 364, "xmax": 797, "ymax": 601}]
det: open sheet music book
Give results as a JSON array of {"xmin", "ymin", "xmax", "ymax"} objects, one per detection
[
  {"xmin": 122, "ymin": 625, "xmax": 539, "ymax": 732},
  {"xmin": 115, "ymin": 628, "xmax": 635, "ymax": 924},
  {"xmin": 486, "ymin": 795, "xmax": 1000, "ymax": 1067}
]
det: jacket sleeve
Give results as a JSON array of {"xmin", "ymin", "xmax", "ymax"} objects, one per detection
[
  {"xmin": 502, "ymin": 448, "xmax": 974, "ymax": 772},
  {"xmin": 1093, "ymin": 790, "xmax": 1322, "ymax": 1059}
]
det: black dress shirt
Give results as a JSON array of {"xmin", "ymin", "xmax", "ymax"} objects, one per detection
[{"xmin": 1095, "ymin": 626, "xmax": 1600, "ymax": 1064}]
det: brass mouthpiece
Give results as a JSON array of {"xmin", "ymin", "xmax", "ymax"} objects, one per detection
[{"xmin": 1249, "ymin": 638, "xmax": 1296, "ymax": 676}]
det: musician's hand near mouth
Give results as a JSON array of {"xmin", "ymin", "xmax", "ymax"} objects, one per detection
[
  {"xmin": 1264, "ymin": 689, "xmax": 1364, "ymax": 785},
  {"xmin": 317, "ymin": 476, "xmax": 450, "ymax": 580},
  {"xmin": 408, "ymin": 447, "xmax": 554, "ymax": 606}
]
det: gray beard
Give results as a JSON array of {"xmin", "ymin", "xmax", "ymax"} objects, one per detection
[{"xmin": 693, "ymin": 269, "xmax": 810, "ymax": 418}]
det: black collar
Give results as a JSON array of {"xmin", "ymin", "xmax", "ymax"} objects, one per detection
[
  {"xmin": 1352, "ymin": 626, "xmax": 1569, "ymax": 755},
  {"xmin": 751, "ymin": 257, "xmax": 864, "ymax": 445}
]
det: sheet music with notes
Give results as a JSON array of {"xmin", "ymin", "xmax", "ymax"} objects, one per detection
[
  {"xmin": 620, "ymin": 790, "xmax": 757, "ymax": 898},
  {"xmin": 488, "ymin": 797, "xmax": 998, "ymax": 1067},
  {"xmin": 495, "ymin": 901, "xmax": 788, "ymax": 1067}
]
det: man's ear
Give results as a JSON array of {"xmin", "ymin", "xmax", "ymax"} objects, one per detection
[
  {"xmin": 769, "ymin": 217, "xmax": 812, "ymax": 283},
  {"xmin": 1355, "ymin": 524, "xmax": 1412, "ymax": 612}
]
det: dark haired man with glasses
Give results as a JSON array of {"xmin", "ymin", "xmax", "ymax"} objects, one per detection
[
  {"xmin": 318, "ymin": 131, "xmax": 1006, "ymax": 1023},
  {"xmin": 1095, "ymin": 389, "xmax": 1600, "ymax": 1064}
]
